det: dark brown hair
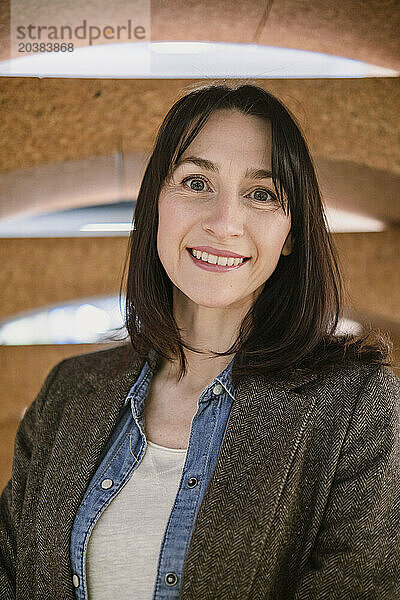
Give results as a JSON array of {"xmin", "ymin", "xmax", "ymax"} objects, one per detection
[{"xmin": 120, "ymin": 81, "xmax": 392, "ymax": 385}]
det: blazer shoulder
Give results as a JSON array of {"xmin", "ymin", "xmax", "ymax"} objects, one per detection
[
  {"xmin": 312, "ymin": 360, "xmax": 400, "ymax": 416},
  {"xmin": 314, "ymin": 358, "xmax": 398, "ymax": 387},
  {"xmin": 48, "ymin": 343, "xmax": 142, "ymax": 388},
  {"xmin": 357, "ymin": 362, "xmax": 400, "ymax": 405},
  {"xmin": 343, "ymin": 361, "xmax": 399, "ymax": 392},
  {"xmin": 289, "ymin": 361, "xmax": 399, "ymax": 417}
]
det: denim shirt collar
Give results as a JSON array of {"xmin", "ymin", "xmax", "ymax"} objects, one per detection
[
  {"xmin": 124, "ymin": 348, "xmax": 236, "ymax": 421},
  {"xmin": 214, "ymin": 356, "xmax": 235, "ymax": 402}
]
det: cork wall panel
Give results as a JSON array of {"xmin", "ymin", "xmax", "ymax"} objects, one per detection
[
  {"xmin": 0, "ymin": 236, "xmax": 129, "ymax": 319},
  {"xmin": 262, "ymin": 0, "xmax": 400, "ymax": 71},
  {"xmin": 1, "ymin": 1, "xmax": 399, "ymax": 68},
  {"xmin": 0, "ymin": 78, "xmax": 399, "ymax": 175},
  {"xmin": 334, "ymin": 229, "xmax": 400, "ymax": 321},
  {"xmin": 151, "ymin": 0, "xmax": 267, "ymax": 45}
]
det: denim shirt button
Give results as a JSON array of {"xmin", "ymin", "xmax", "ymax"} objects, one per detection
[
  {"xmin": 101, "ymin": 478, "xmax": 113, "ymax": 490},
  {"xmin": 213, "ymin": 383, "xmax": 223, "ymax": 395},
  {"xmin": 165, "ymin": 572, "xmax": 179, "ymax": 586},
  {"xmin": 72, "ymin": 574, "xmax": 80, "ymax": 588},
  {"xmin": 187, "ymin": 477, "xmax": 198, "ymax": 488}
]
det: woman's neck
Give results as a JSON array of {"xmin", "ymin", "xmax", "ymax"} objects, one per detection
[{"xmin": 155, "ymin": 351, "xmax": 233, "ymax": 392}]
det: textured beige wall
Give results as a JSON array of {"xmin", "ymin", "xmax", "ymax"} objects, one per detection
[
  {"xmin": 0, "ymin": 78, "xmax": 399, "ymax": 175},
  {"xmin": 335, "ymin": 230, "xmax": 400, "ymax": 322},
  {"xmin": 0, "ymin": 232, "xmax": 398, "ymax": 489},
  {"xmin": 0, "ymin": 237, "xmax": 128, "ymax": 319},
  {"xmin": 1, "ymin": 0, "xmax": 399, "ymax": 69}
]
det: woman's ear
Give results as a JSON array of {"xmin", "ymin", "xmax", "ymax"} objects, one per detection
[{"xmin": 281, "ymin": 231, "xmax": 293, "ymax": 256}]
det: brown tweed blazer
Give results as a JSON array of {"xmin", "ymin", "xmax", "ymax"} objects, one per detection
[{"xmin": 0, "ymin": 343, "xmax": 399, "ymax": 599}]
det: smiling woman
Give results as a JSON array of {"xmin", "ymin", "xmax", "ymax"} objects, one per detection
[
  {"xmin": 156, "ymin": 109, "xmax": 292, "ymax": 317},
  {"xmin": 1, "ymin": 82, "xmax": 399, "ymax": 600}
]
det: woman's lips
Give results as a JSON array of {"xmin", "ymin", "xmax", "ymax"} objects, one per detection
[
  {"xmin": 190, "ymin": 245, "xmax": 249, "ymax": 259},
  {"xmin": 187, "ymin": 248, "xmax": 250, "ymax": 272}
]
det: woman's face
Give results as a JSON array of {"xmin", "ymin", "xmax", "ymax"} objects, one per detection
[{"xmin": 157, "ymin": 108, "xmax": 292, "ymax": 310}]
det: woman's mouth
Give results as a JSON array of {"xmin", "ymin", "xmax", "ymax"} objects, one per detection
[{"xmin": 187, "ymin": 248, "xmax": 250, "ymax": 272}]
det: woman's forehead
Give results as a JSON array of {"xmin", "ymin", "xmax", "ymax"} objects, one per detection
[
  {"xmin": 189, "ymin": 108, "xmax": 271, "ymax": 141},
  {"xmin": 178, "ymin": 110, "xmax": 272, "ymax": 170}
]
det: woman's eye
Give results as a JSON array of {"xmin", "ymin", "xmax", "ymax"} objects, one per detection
[
  {"xmin": 249, "ymin": 189, "xmax": 276, "ymax": 203},
  {"xmin": 182, "ymin": 176, "xmax": 209, "ymax": 192},
  {"xmin": 180, "ymin": 178, "xmax": 278, "ymax": 205}
]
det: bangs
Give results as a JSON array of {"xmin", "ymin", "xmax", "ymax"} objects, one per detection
[{"xmin": 165, "ymin": 111, "xmax": 215, "ymax": 185}]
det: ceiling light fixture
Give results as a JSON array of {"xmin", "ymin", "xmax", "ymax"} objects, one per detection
[{"xmin": 0, "ymin": 42, "xmax": 397, "ymax": 78}]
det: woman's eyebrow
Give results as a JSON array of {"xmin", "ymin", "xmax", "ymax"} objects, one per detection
[
  {"xmin": 174, "ymin": 155, "xmax": 273, "ymax": 180},
  {"xmin": 245, "ymin": 167, "xmax": 273, "ymax": 180},
  {"xmin": 176, "ymin": 156, "xmax": 217, "ymax": 172}
]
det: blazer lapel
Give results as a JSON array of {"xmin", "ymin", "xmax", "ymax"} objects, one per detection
[{"xmin": 180, "ymin": 371, "xmax": 320, "ymax": 599}]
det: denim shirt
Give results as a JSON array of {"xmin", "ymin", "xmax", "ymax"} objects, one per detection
[{"xmin": 70, "ymin": 350, "xmax": 235, "ymax": 599}]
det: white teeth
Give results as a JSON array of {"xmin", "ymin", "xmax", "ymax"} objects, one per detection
[{"xmin": 190, "ymin": 248, "xmax": 246, "ymax": 266}]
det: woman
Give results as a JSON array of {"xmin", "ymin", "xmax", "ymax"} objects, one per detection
[{"xmin": 1, "ymin": 82, "xmax": 399, "ymax": 600}]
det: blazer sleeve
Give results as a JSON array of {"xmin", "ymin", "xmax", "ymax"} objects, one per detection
[
  {"xmin": 294, "ymin": 365, "xmax": 400, "ymax": 600},
  {"xmin": 0, "ymin": 361, "xmax": 64, "ymax": 599}
]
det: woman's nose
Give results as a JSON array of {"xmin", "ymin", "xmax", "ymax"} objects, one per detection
[{"xmin": 202, "ymin": 195, "xmax": 244, "ymax": 239}]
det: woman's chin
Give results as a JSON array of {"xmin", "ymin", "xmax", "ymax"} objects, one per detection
[{"xmin": 182, "ymin": 289, "xmax": 251, "ymax": 310}]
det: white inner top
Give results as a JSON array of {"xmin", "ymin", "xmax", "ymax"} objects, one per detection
[{"xmin": 85, "ymin": 439, "xmax": 187, "ymax": 599}]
